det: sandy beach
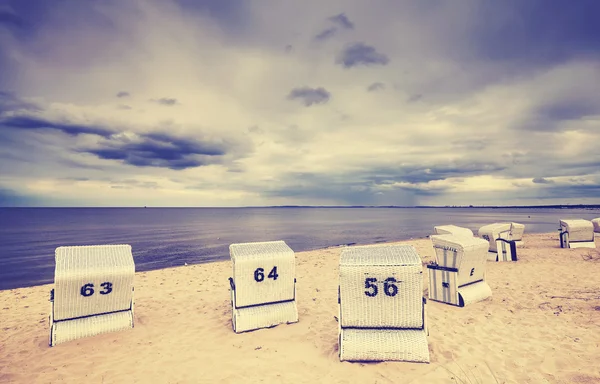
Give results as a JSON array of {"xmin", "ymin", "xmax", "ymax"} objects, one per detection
[{"xmin": 1, "ymin": 232, "xmax": 599, "ymax": 384}]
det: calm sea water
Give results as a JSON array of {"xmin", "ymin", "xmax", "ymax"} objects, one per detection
[{"xmin": 1, "ymin": 207, "xmax": 599, "ymax": 290}]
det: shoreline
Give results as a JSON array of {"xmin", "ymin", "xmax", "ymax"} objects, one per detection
[
  {"xmin": 0, "ymin": 229, "xmax": 586, "ymax": 292},
  {"xmin": 1, "ymin": 231, "xmax": 599, "ymax": 383}
]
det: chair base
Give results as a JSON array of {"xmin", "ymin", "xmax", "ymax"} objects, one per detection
[
  {"xmin": 339, "ymin": 328, "xmax": 430, "ymax": 362},
  {"xmin": 231, "ymin": 300, "xmax": 298, "ymax": 333},
  {"xmin": 566, "ymin": 241, "xmax": 596, "ymax": 249},
  {"xmin": 50, "ymin": 310, "xmax": 134, "ymax": 346},
  {"xmin": 427, "ymin": 266, "xmax": 492, "ymax": 307}
]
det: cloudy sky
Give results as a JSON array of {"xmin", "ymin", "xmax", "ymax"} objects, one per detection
[{"xmin": 0, "ymin": 0, "xmax": 599, "ymax": 207}]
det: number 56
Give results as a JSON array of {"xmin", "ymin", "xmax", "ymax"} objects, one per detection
[{"xmin": 364, "ymin": 277, "xmax": 398, "ymax": 297}]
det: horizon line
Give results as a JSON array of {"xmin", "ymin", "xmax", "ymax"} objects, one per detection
[{"xmin": 2, "ymin": 204, "xmax": 600, "ymax": 209}]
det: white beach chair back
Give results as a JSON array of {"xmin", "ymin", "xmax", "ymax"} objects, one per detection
[
  {"xmin": 229, "ymin": 240, "xmax": 298, "ymax": 333},
  {"xmin": 433, "ymin": 225, "xmax": 473, "ymax": 237},
  {"xmin": 50, "ymin": 244, "xmax": 135, "ymax": 346},
  {"xmin": 560, "ymin": 219, "xmax": 594, "ymax": 242},
  {"xmin": 430, "ymin": 235, "xmax": 488, "ymax": 287},
  {"xmin": 230, "ymin": 241, "xmax": 295, "ymax": 308},
  {"xmin": 509, "ymin": 222, "xmax": 525, "ymax": 241},
  {"xmin": 478, "ymin": 223, "xmax": 511, "ymax": 252},
  {"xmin": 339, "ymin": 245, "xmax": 424, "ymax": 329}
]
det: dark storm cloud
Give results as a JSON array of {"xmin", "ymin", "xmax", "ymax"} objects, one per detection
[
  {"xmin": 533, "ymin": 183, "xmax": 600, "ymax": 199},
  {"xmin": 365, "ymin": 162, "xmax": 507, "ymax": 185},
  {"xmin": 287, "ymin": 87, "xmax": 331, "ymax": 106},
  {"xmin": 116, "ymin": 91, "xmax": 130, "ymax": 98},
  {"xmin": 536, "ymin": 101, "xmax": 599, "ymax": 122},
  {"xmin": 0, "ymin": 188, "xmax": 40, "ymax": 207},
  {"xmin": 367, "ymin": 82, "xmax": 385, "ymax": 92},
  {"xmin": 532, "ymin": 177, "xmax": 554, "ymax": 184},
  {"xmin": 151, "ymin": 98, "xmax": 178, "ymax": 106},
  {"xmin": 328, "ymin": 13, "xmax": 354, "ymax": 30},
  {"xmin": 336, "ymin": 43, "xmax": 390, "ymax": 68},
  {"xmin": 0, "ymin": 115, "xmax": 114, "ymax": 138},
  {"xmin": 464, "ymin": 0, "xmax": 600, "ymax": 66},
  {"xmin": 81, "ymin": 131, "xmax": 229, "ymax": 170},
  {"xmin": 0, "ymin": 9, "xmax": 25, "ymax": 29},
  {"xmin": 262, "ymin": 172, "xmax": 418, "ymax": 206},
  {"xmin": 314, "ymin": 27, "xmax": 337, "ymax": 41},
  {"xmin": 0, "ymin": 91, "xmax": 41, "ymax": 114}
]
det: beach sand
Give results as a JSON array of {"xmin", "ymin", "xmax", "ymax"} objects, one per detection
[{"xmin": 1, "ymin": 232, "xmax": 599, "ymax": 384}]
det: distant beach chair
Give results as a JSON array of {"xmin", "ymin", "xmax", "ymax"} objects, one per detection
[
  {"xmin": 559, "ymin": 219, "xmax": 596, "ymax": 249},
  {"xmin": 592, "ymin": 218, "xmax": 600, "ymax": 236},
  {"xmin": 49, "ymin": 245, "xmax": 135, "ymax": 347},
  {"xmin": 433, "ymin": 225, "xmax": 474, "ymax": 237},
  {"xmin": 228, "ymin": 241, "xmax": 298, "ymax": 333},
  {"xmin": 477, "ymin": 223, "xmax": 517, "ymax": 262},
  {"xmin": 427, "ymin": 234, "xmax": 492, "ymax": 307},
  {"xmin": 507, "ymin": 222, "xmax": 526, "ymax": 247},
  {"xmin": 338, "ymin": 244, "xmax": 429, "ymax": 362}
]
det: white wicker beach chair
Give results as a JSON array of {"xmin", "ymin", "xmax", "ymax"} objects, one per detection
[
  {"xmin": 559, "ymin": 220, "xmax": 596, "ymax": 249},
  {"xmin": 592, "ymin": 218, "xmax": 600, "ymax": 234},
  {"xmin": 49, "ymin": 245, "xmax": 135, "ymax": 347},
  {"xmin": 508, "ymin": 222, "xmax": 525, "ymax": 247},
  {"xmin": 478, "ymin": 223, "xmax": 517, "ymax": 262},
  {"xmin": 229, "ymin": 241, "xmax": 298, "ymax": 333},
  {"xmin": 338, "ymin": 244, "xmax": 429, "ymax": 363},
  {"xmin": 427, "ymin": 235, "xmax": 492, "ymax": 307},
  {"xmin": 433, "ymin": 225, "xmax": 474, "ymax": 237}
]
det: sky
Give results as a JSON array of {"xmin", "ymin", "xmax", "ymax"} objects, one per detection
[{"xmin": 0, "ymin": 0, "xmax": 599, "ymax": 207}]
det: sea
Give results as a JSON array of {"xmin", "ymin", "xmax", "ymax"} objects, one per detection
[{"xmin": 1, "ymin": 207, "xmax": 599, "ymax": 291}]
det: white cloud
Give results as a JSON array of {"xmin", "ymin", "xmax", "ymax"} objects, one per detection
[{"xmin": 0, "ymin": 0, "xmax": 599, "ymax": 206}]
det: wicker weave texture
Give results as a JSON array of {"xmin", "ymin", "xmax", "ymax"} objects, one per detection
[
  {"xmin": 339, "ymin": 245, "xmax": 424, "ymax": 328},
  {"xmin": 232, "ymin": 300, "xmax": 298, "ymax": 333},
  {"xmin": 478, "ymin": 223, "xmax": 511, "ymax": 252},
  {"xmin": 339, "ymin": 328, "xmax": 430, "ymax": 362},
  {"xmin": 430, "ymin": 235, "xmax": 488, "ymax": 287},
  {"xmin": 560, "ymin": 220, "xmax": 594, "ymax": 242},
  {"xmin": 51, "ymin": 310, "xmax": 133, "ymax": 346},
  {"xmin": 230, "ymin": 241, "xmax": 295, "ymax": 308},
  {"xmin": 53, "ymin": 245, "xmax": 135, "ymax": 321},
  {"xmin": 433, "ymin": 225, "xmax": 473, "ymax": 237},
  {"xmin": 458, "ymin": 281, "xmax": 492, "ymax": 306}
]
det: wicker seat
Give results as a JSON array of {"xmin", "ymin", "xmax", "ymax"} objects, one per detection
[
  {"xmin": 433, "ymin": 225, "xmax": 473, "ymax": 237},
  {"xmin": 229, "ymin": 241, "xmax": 298, "ymax": 333},
  {"xmin": 338, "ymin": 244, "xmax": 429, "ymax": 362},
  {"xmin": 427, "ymin": 235, "xmax": 492, "ymax": 307},
  {"xmin": 49, "ymin": 245, "xmax": 135, "ymax": 346},
  {"xmin": 478, "ymin": 223, "xmax": 517, "ymax": 262},
  {"xmin": 559, "ymin": 220, "xmax": 596, "ymax": 249}
]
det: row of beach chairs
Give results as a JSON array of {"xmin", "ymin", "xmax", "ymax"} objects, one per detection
[{"xmin": 47, "ymin": 218, "xmax": 599, "ymax": 363}]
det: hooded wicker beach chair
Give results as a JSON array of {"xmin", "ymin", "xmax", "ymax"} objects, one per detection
[
  {"xmin": 338, "ymin": 244, "xmax": 429, "ymax": 363},
  {"xmin": 592, "ymin": 218, "xmax": 600, "ymax": 235},
  {"xmin": 433, "ymin": 225, "xmax": 474, "ymax": 237},
  {"xmin": 559, "ymin": 220, "xmax": 596, "ymax": 249},
  {"xmin": 49, "ymin": 245, "xmax": 135, "ymax": 347},
  {"xmin": 478, "ymin": 223, "xmax": 517, "ymax": 262},
  {"xmin": 427, "ymin": 234, "xmax": 492, "ymax": 307},
  {"xmin": 507, "ymin": 222, "xmax": 525, "ymax": 247},
  {"xmin": 228, "ymin": 240, "xmax": 298, "ymax": 333}
]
